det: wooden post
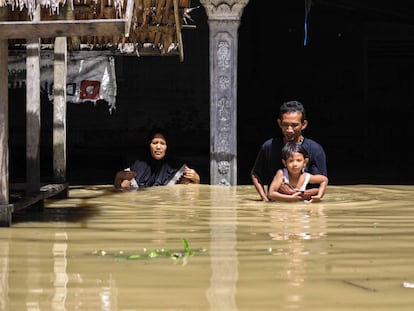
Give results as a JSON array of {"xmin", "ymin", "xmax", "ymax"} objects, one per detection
[
  {"xmin": 124, "ymin": 0, "xmax": 134, "ymax": 38},
  {"xmin": 0, "ymin": 7, "xmax": 9, "ymax": 208},
  {"xmin": 173, "ymin": 0, "xmax": 184, "ymax": 61},
  {"xmin": 0, "ymin": 8, "xmax": 11, "ymax": 225},
  {"xmin": 53, "ymin": 37, "xmax": 67, "ymax": 184},
  {"xmin": 0, "ymin": 2, "xmax": 131, "ymax": 225},
  {"xmin": 26, "ymin": 4, "xmax": 41, "ymax": 196},
  {"xmin": 0, "ymin": 39, "xmax": 9, "ymax": 206}
]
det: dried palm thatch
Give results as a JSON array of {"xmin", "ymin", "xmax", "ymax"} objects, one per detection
[{"xmin": 0, "ymin": 0, "xmax": 197, "ymax": 57}]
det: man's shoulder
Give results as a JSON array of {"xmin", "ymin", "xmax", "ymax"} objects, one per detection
[
  {"xmin": 303, "ymin": 138, "xmax": 326, "ymax": 156},
  {"xmin": 262, "ymin": 137, "xmax": 283, "ymax": 147},
  {"xmin": 303, "ymin": 138, "xmax": 324, "ymax": 148}
]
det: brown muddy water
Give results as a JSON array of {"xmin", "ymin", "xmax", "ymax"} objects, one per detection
[{"xmin": 1, "ymin": 184, "xmax": 414, "ymax": 311}]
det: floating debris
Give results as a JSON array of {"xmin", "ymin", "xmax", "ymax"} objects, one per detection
[
  {"xmin": 342, "ymin": 279, "xmax": 377, "ymax": 292},
  {"xmin": 403, "ymin": 282, "xmax": 414, "ymax": 288},
  {"xmin": 92, "ymin": 238, "xmax": 207, "ymax": 266}
]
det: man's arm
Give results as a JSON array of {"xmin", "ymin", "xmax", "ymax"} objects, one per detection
[
  {"xmin": 251, "ymin": 173, "xmax": 269, "ymax": 202},
  {"xmin": 304, "ymin": 142, "xmax": 328, "ymax": 199},
  {"xmin": 300, "ymin": 187, "xmax": 319, "ymax": 201},
  {"xmin": 309, "ymin": 143, "xmax": 328, "ymax": 176}
]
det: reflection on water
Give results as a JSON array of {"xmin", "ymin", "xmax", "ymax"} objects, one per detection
[
  {"xmin": 207, "ymin": 187, "xmax": 238, "ymax": 310},
  {"xmin": 1, "ymin": 184, "xmax": 414, "ymax": 310}
]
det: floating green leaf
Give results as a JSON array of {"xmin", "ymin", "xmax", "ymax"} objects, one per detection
[{"xmin": 92, "ymin": 239, "xmax": 207, "ymax": 266}]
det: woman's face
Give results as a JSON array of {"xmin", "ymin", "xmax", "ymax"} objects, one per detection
[{"xmin": 150, "ymin": 134, "xmax": 167, "ymax": 160}]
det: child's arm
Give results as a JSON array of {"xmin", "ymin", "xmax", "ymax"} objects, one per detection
[
  {"xmin": 306, "ymin": 174, "xmax": 329, "ymax": 202},
  {"xmin": 268, "ymin": 170, "xmax": 303, "ymax": 202}
]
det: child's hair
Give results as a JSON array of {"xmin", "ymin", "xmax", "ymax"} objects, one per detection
[{"xmin": 281, "ymin": 142, "xmax": 308, "ymax": 160}]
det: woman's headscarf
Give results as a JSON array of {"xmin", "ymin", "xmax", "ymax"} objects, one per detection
[{"xmin": 130, "ymin": 129, "xmax": 178, "ymax": 187}]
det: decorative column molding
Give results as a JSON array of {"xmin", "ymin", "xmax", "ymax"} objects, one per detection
[
  {"xmin": 200, "ymin": 0, "xmax": 249, "ymax": 20},
  {"xmin": 199, "ymin": 0, "xmax": 249, "ymax": 185}
]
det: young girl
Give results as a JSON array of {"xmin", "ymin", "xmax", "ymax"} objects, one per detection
[{"xmin": 267, "ymin": 142, "xmax": 328, "ymax": 202}]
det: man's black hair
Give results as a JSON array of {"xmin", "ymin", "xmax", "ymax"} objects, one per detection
[{"xmin": 279, "ymin": 100, "xmax": 306, "ymax": 122}]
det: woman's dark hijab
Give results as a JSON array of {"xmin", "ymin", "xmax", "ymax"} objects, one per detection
[{"xmin": 130, "ymin": 129, "xmax": 179, "ymax": 187}]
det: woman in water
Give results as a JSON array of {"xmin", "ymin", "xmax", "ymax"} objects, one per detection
[{"xmin": 114, "ymin": 129, "xmax": 200, "ymax": 189}]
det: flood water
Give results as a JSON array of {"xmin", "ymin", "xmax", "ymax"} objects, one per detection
[{"xmin": 1, "ymin": 184, "xmax": 414, "ymax": 310}]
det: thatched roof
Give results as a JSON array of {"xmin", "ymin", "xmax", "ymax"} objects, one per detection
[{"xmin": 0, "ymin": 0, "xmax": 197, "ymax": 58}]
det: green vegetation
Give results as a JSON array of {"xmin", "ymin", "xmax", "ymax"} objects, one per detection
[{"xmin": 92, "ymin": 238, "xmax": 207, "ymax": 266}]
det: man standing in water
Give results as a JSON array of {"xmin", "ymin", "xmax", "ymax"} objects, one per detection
[{"xmin": 251, "ymin": 100, "xmax": 328, "ymax": 201}]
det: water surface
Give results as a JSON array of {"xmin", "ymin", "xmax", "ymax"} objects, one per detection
[{"xmin": 1, "ymin": 184, "xmax": 414, "ymax": 310}]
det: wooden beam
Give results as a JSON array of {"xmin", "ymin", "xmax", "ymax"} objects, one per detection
[
  {"xmin": 124, "ymin": 0, "xmax": 134, "ymax": 37},
  {"xmin": 0, "ymin": 19, "xmax": 127, "ymax": 39},
  {"xmin": 0, "ymin": 183, "xmax": 69, "ymax": 227},
  {"xmin": 173, "ymin": 0, "xmax": 184, "ymax": 61}
]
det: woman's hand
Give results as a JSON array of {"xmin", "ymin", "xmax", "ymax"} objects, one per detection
[
  {"xmin": 120, "ymin": 179, "xmax": 132, "ymax": 188},
  {"xmin": 114, "ymin": 170, "xmax": 136, "ymax": 188},
  {"xmin": 181, "ymin": 167, "xmax": 200, "ymax": 184}
]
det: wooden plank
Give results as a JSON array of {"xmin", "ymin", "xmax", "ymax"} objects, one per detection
[
  {"xmin": 0, "ymin": 39, "xmax": 8, "ymax": 206},
  {"xmin": 0, "ymin": 0, "xmax": 9, "ymax": 207},
  {"xmin": 26, "ymin": 5, "xmax": 41, "ymax": 196},
  {"xmin": 173, "ymin": 0, "xmax": 183, "ymax": 61},
  {"xmin": 124, "ymin": 0, "xmax": 134, "ymax": 37},
  {"xmin": 2, "ymin": 183, "xmax": 68, "ymax": 212},
  {"xmin": 0, "ymin": 183, "xmax": 69, "ymax": 227},
  {"xmin": 25, "ymin": 43, "xmax": 41, "ymax": 194},
  {"xmin": 0, "ymin": 19, "xmax": 127, "ymax": 39},
  {"xmin": 53, "ymin": 37, "xmax": 67, "ymax": 184},
  {"xmin": 40, "ymin": 183, "xmax": 69, "ymax": 199}
]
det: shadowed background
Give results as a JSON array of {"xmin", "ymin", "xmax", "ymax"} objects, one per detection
[{"xmin": 8, "ymin": 0, "xmax": 414, "ymax": 185}]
